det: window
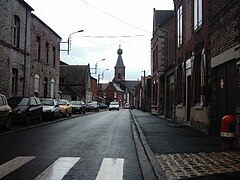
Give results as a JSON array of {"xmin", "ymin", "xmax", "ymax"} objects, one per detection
[
  {"xmin": 114, "ymin": 92, "xmax": 117, "ymax": 99},
  {"xmin": 12, "ymin": 68, "xmax": 18, "ymax": 95},
  {"xmin": 176, "ymin": 66, "xmax": 183, "ymax": 104},
  {"xmin": 50, "ymin": 79, "xmax": 55, "ymax": 98},
  {"xmin": 45, "ymin": 42, "xmax": 49, "ymax": 64},
  {"xmin": 153, "ymin": 46, "xmax": 158, "ymax": 71},
  {"xmin": 0, "ymin": 96, "xmax": 4, "ymax": 106},
  {"xmin": 177, "ymin": 5, "xmax": 183, "ymax": 47},
  {"xmin": 52, "ymin": 47, "xmax": 56, "ymax": 66},
  {"xmin": 118, "ymin": 73, "xmax": 121, "ymax": 79},
  {"xmin": 194, "ymin": 53, "xmax": 201, "ymax": 103},
  {"xmin": 30, "ymin": 98, "xmax": 37, "ymax": 106},
  {"xmin": 194, "ymin": 0, "xmax": 202, "ymax": 30},
  {"xmin": 59, "ymin": 78, "xmax": 65, "ymax": 84},
  {"xmin": 12, "ymin": 15, "xmax": 20, "ymax": 48},
  {"xmin": 34, "ymin": 74, "xmax": 40, "ymax": 94},
  {"xmin": 36, "ymin": 36, "xmax": 41, "ymax": 61}
]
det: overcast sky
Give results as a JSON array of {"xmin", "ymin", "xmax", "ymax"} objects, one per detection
[{"xmin": 25, "ymin": 0, "xmax": 174, "ymax": 82}]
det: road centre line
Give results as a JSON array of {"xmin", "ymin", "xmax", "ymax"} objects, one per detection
[
  {"xmin": 34, "ymin": 157, "xmax": 80, "ymax": 180},
  {"xmin": 95, "ymin": 158, "xmax": 124, "ymax": 180},
  {"xmin": 0, "ymin": 156, "xmax": 36, "ymax": 179}
]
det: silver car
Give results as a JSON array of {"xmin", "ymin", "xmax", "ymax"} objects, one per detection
[{"xmin": 0, "ymin": 94, "xmax": 12, "ymax": 129}]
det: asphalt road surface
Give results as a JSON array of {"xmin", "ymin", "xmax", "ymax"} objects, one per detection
[{"xmin": 0, "ymin": 110, "xmax": 143, "ymax": 180}]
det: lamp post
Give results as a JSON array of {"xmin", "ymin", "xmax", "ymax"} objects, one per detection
[
  {"xmin": 97, "ymin": 68, "xmax": 109, "ymax": 102},
  {"xmin": 142, "ymin": 70, "xmax": 146, "ymax": 112},
  {"xmin": 94, "ymin": 59, "xmax": 106, "ymax": 74},
  {"xmin": 61, "ymin": 30, "xmax": 84, "ymax": 54}
]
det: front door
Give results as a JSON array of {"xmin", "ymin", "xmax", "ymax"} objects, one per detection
[{"xmin": 214, "ymin": 60, "xmax": 236, "ymax": 135}]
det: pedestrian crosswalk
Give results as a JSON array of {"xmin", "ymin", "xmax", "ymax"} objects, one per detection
[{"xmin": 0, "ymin": 156, "xmax": 124, "ymax": 180}]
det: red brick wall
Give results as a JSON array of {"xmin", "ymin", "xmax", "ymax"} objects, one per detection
[{"xmin": 210, "ymin": 0, "xmax": 239, "ymax": 57}]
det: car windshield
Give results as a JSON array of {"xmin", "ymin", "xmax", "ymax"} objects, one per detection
[
  {"xmin": 8, "ymin": 97, "xmax": 29, "ymax": 106},
  {"xmin": 59, "ymin": 100, "xmax": 67, "ymax": 105},
  {"xmin": 110, "ymin": 102, "xmax": 119, "ymax": 105},
  {"xmin": 42, "ymin": 99, "xmax": 54, "ymax": 106},
  {"xmin": 71, "ymin": 101, "xmax": 83, "ymax": 105}
]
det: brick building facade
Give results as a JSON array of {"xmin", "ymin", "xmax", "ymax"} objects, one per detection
[
  {"xmin": 173, "ymin": 0, "xmax": 211, "ymax": 134},
  {"xmin": 151, "ymin": 0, "xmax": 240, "ymax": 135},
  {"xmin": 209, "ymin": 0, "xmax": 240, "ymax": 135},
  {"xmin": 0, "ymin": 0, "xmax": 61, "ymax": 99},
  {"xmin": 0, "ymin": 0, "xmax": 33, "ymax": 97},
  {"xmin": 30, "ymin": 14, "xmax": 61, "ymax": 98}
]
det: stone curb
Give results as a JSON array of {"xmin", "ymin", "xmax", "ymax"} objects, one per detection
[{"xmin": 130, "ymin": 110, "xmax": 167, "ymax": 180}]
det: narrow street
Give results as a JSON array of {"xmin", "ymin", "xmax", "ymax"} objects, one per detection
[{"xmin": 0, "ymin": 110, "xmax": 144, "ymax": 180}]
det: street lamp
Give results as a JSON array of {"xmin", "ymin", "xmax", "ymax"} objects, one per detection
[
  {"xmin": 142, "ymin": 70, "xmax": 146, "ymax": 112},
  {"xmin": 101, "ymin": 68, "xmax": 109, "ymax": 80},
  {"xmin": 61, "ymin": 30, "xmax": 84, "ymax": 54},
  {"xmin": 97, "ymin": 68, "xmax": 109, "ymax": 103},
  {"xmin": 94, "ymin": 59, "xmax": 106, "ymax": 74}
]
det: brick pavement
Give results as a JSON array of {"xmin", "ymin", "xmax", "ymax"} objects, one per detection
[
  {"xmin": 156, "ymin": 151, "xmax": 240, "ymax": 179},
  {"xmin": 130, "ymin": 110, "xmax": 240, "ymax": 179}
]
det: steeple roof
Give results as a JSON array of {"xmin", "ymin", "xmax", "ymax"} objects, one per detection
[{"xmin": 115, "ymin": 45, "xmax": 125, "ymax": 68}]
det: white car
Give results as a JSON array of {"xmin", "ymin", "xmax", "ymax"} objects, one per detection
[
  {"xmin": 124, "ymin": 103, "xmax": 130, "ymax": 109},
  {"xmin": 109, "ymin": 101, "xmax": 120, "ymax": 111},
  {"xmin": 42, "ymin": 98, "xmax": 60, "ymax": 120}
]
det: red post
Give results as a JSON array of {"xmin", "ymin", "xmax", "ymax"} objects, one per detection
[{"xmin": 220, "ymin": 115, "xmax": 235, "ymax": 149}]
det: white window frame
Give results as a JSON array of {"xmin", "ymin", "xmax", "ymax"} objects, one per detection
[
  {"xmin": 34, "ymin": 74, "xmax": 40, "ymax": 93},
  {"xmin": 50, "ymin": 79, "xmax": 55, "ymax": 98},
  {"xmin": 177, "ymin": 5, "xmax": 183, "ymax": 47},
  {"xmin": 194, "ymin": 0, "xmax": 203, "ymax": 30}
]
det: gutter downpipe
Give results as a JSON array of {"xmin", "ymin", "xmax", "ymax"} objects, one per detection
[{"xmin": 23, "ymin": 9, "xmax": 29, "ymax": 96}]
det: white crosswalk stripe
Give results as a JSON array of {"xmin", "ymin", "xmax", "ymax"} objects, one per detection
[
  {"xmin": 95, "ymin": 158, "xmax": 124, "ymax": 180},
  {"xmin": 0, "ymin": 156, "xmax": 124, "ymax": 179},
  {"xmin": 0, "ymin": 156, "xmax": 36, "ymax": 179},
  {"xmin": 34, "ymin": 157, "xmax": 80, "ymax": 180}
]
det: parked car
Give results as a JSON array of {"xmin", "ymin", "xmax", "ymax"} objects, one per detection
[
  {"xmin": 99, "ymin": 103, "xmax": 108, "ymax": 110},
  {"xmin": 71, "ymin": 100, "xmax": 86, "ymax": 114},
  {"xmin": 41, "ymin": 98, "xmax": 60, "ymax": 120},
  {"xmin": 0, "ymin": 94, "xmax": 12, "ymax": 129},
  {"xmin": 58, "ymin": 99, "xmax": 72, "ymax": 117},
  {"xmin": 124, "ymin": 103, "xmax": 130, "ymax": 109},
  {"xmin": 86, "ymin": 101, "xmax": 99, "ymax": 112},
  {"xmin": 8, "ymin": 96, "xmax": 43, "ymax": 124},
  {"xmin": 109, "ymin": 101, "xmax": 120, "ymax": 111}
]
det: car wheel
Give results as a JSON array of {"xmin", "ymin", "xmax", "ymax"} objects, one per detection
[
  {"xmin": 4, "ymin": 115, "xmax": 12, "ymax": 129},
  {"xmin": 63, "ymin": 110, "xmax": 67, "ymax": 117},
  {"xmin": 25, "ymin": 115, "xmax": 30, "ymax": 125},
  {"xmin": 39, "ymin": 113, "xmax": 43, "ymax": 122}
]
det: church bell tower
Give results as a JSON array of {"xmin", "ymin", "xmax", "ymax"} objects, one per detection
[{"xmin": 114, "ymin": 45, "xmax": 125, "ymax": 82}]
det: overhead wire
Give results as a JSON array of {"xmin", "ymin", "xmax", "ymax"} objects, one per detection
[{"xmin": 80, "ymin": 0, "xmax": 151, "ymax": 33}]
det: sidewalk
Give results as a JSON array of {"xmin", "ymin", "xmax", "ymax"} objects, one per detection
[{"xmin": 131, "ymin": 109, "xmax": 240, "ymax": 179}]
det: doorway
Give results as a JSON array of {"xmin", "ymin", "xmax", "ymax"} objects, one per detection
[{"xmin": 213, "ymin": 60, "xmax": 236, "ymax": 135}]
